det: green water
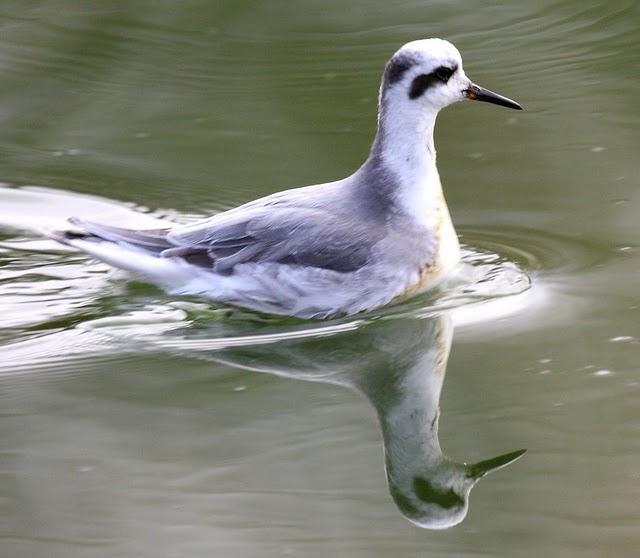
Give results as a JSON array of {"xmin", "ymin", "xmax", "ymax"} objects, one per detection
[{"xmin": 1, "ymin": 1, "xmax": 639, "ymax": 556}]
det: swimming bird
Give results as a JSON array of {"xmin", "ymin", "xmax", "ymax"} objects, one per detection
[{"xmin": 52, "ymin": 38, "xmax": 522, "ymax": 319}]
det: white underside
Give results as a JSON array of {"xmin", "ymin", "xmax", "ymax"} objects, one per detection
[{"xmin": 66, "ymin": 232, "xmax": 460, "ymax": 319}]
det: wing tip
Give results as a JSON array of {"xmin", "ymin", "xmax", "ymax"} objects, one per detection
[
  {"xmin": 48, "ymin": 228, "xmax": 93, "ymax": 246},
  {"xmin": 46, "ymin": 216, "xmax": 94, "ymax": 245}
]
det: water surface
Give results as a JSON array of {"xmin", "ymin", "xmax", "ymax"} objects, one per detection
[{"xmin": 1, "ymin": 1, "xmax": 639, "ymax": 557}]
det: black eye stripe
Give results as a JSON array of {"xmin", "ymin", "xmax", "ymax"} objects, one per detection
[
  {"xmin": 408, "ymin": 73, "xmax": 440, "ymax": 99},
  {"xmin": 413, "ymin": 477, "xmax": 464, "ymax": 509},
  {"xmin": 408, "ymin": 64, "xmax": 458, "ymax": 99}
]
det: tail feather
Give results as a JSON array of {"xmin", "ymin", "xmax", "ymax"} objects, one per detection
[
  {"xmin": 48, "ymin": 219, "xmax": 199, "ymax": 287},
  {"xmin": 47, "ymin": 217, "xmax": 219, "ymax": 289},
  {"xmin": 65, "ymin": 218, "xmax": 172, "ymax": 253}
]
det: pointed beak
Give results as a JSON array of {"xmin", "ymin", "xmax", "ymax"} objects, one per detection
[
  {"xmin": 466, "ymin": 448, "xmax": 527, "ymax": 479},
  {"xmin": 464, "ymin": 82, "xmax": 522, "ymax": 110}
]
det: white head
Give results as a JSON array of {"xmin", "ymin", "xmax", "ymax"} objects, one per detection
[
  {"xmin": 373, "ymin": 39, "xmax": 521, "ymax": 160},
  {"xmin": 380, "ymin": 38, "xmax": 522, "ymax": 114},
  {"xmin": 387, "ymin": 449, "xmax": 527, "ymax": 529},
  {"xmin": 382, "ymin": 39, "xmax": 466, "ymax": 112},
  {"xmin": 371, "ymin": 39, "xmax": 522, "ymax": 182}
]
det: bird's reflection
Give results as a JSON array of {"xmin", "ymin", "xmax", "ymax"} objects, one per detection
[{"xmin": 190, "ymin": 312, "xmax": 525, "ymax": 529}]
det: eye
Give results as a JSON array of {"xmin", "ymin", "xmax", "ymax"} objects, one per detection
[
  {"xmin": 408, "ymin": 65, "xmax": 459, "ymax": 99},
  {"xmin": 433, "ymin": 65, "xmax": 456, "ymax": 83}
]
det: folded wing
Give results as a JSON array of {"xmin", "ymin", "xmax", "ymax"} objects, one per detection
[
  {"xmin": 166, "ymin": 205, "xmax": 382, "ymax": 274},
  {"xmin": 68, "ymin": 203, "xmax": 384, "ymax": 275}
]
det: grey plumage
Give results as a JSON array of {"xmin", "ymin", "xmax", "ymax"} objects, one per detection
[
  {"xmin": 165, "ymin": 188, "xmax": 387, "ymax": 274},
  {"xmin": 68, "ymin": 165, "xmax": 392, "ymax": 277}
]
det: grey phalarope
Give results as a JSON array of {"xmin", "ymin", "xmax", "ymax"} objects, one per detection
[{"xmin": 52, "ymin": 39, "xmax": 522, "ymax": 319}]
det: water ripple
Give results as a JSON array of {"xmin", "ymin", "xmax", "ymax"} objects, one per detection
[{"xmin": 0, "ymin": 184, "xmax": 605, "ymax": 375}]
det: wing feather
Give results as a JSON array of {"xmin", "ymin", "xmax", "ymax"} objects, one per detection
[
  {"xmin": 68, "ymin": 185, "xmax": 385, "ymax": 275},
  {"xmin": 67, "ymin": 218, "xmax": 172, "ymax": 253},
  {"xmin": 165, "ymin": 204, "xmax": 383, "ymax": 273}
]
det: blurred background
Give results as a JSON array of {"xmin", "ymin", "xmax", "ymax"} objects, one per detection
[{"xmin": 0, "ymin": 1, "xmax": 638, "ymax": 557}]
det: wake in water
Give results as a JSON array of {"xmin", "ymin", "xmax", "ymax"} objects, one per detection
[{"xmin": 0, "ymin": 183, "xmax": 554, "ymax": 376}]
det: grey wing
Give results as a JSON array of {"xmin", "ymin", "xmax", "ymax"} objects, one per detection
[{"xmin": 165, "ymin": 205, "xmax": 384, "ymax": 274}]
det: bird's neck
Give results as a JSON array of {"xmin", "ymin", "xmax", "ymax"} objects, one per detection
[
  {"xmin": 353, "ymin": 318, "xmax": 453, "ymax": 481},
  {"xmin": 379, "ymin": 374, "xmax": 444, "ymax": 478},
  {"xmin": 367, "ymin": 102, "xmax": 443, "ymax": 222}
]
